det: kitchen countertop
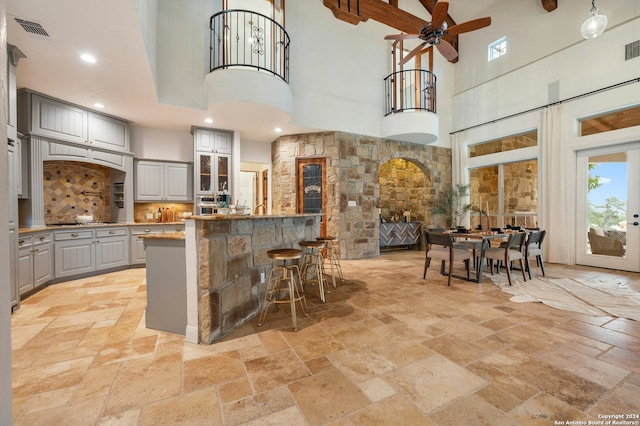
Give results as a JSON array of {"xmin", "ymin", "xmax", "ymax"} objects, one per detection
[
  {"xmin": 18, "ymin": 221, "xmax": 187, "ymax": 234},
  {"xmin": 138, "ymin": 231, "xmax": 185, "ymax": 240}
]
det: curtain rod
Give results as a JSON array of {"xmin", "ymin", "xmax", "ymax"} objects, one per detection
[{"xmin": 450, "ymin": 76, "xmax": 640, "ymax": 135}]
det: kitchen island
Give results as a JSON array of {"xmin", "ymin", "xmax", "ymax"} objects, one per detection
[
  {"xmin": 139, "ymin": 232, "xmax": 186, "ymax": 335},
  {"xmin": 184, "ymin": 214, "xmax": 322, "ymax": 344}
]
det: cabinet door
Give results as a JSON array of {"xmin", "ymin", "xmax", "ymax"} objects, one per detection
[
  {"xmin": 215, "ymin": 131, "xmax": 232, "ymax": 154},
  {"xmin": 216, "ymin": 154, "xmax": 230, "ymax": 193},
  {"xmin": 31, "ymin": 95, "xmax": 87, "ymax": 145},
  {"xmin": 10, "ymin": 228, "xmax": 19, "ymax": 308},
  {"xmin": 195, "ymin": 129, "xmax": 216, "ymax": 151},
  {"xmin": 130, "ymin": 236, "xmax": 148, "ymax": 265},
  {"xmin": 135, "ymin": 161, "xmax": 164, "ymax": 200},
  {"xmin": 33, "ymin": 243, "xmax": 53, "ymax": 288},
  {"xmin": 196, "ymin": 152, "xmax": 214, "ymax": 195},
  {"xmin": 164, "ymin": 163, "xmax": 192, "ymax": 201},
  {"xmin": 17, "ymin": 247, "xmax": 33, "ymax": 296},
  {"xmin": 95, "ymin": 236, "xmax": 128, "ymax": 270},
  {"xmin": 7, "ymin": 138, "xmax": 18, "ymax": 228},
  {"xmin": 88, "ymin": 112, "xmax": 129, "ymax": 152},
  {"xmin": 55, "ymin": 239, "xmax": 95, "ymax": 278}
]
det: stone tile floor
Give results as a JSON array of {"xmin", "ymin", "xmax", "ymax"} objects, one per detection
[{"xmin": 10, "ymin": 250, "xmax": 640, "ymax": 425}]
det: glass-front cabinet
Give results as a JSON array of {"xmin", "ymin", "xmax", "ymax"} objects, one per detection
[
  {"xmin": 193, "ymin": 127, "xmax": 232, "ymax": 197},
  {"xmin": 196, "ymin": 152, "xmax": 230, "ymax": 195}
]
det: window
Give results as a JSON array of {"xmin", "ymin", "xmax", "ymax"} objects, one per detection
[
  {"xmin": 469, "ymin": 131, "xmax": 537, "ymax": 158},
  {"xmin": 488, "ymin": 36, "xmax": 507, "ymax": 61},
  {"xmin": 580, "ymin": 104, "xmax": 640, "ymax": 136}
]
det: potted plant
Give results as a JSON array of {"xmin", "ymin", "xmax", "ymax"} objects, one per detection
[{"xmin": 430, "ymin": 184, "xmax": 472, "ymax": 229}]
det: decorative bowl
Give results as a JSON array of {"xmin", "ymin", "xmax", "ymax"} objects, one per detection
[{"xmin": 75, "ymin": 214, "xmax": 94, "ymax": 224}]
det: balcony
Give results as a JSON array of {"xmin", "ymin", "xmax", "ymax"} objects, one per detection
[
  {"xmin": 381, "ymin": 69, "xmax": 439, "ymax": 145},
  {"xmin": 205, "ymin": 10, "xmax": 293, "ymax": 125}
]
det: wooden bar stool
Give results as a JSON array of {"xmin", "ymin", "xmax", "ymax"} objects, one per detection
[
  {"xmin": 299, "ymin": 240, "xmax": 328, "ymax": 303},
  {"xmin": 316, "ymin": 236, "xmax": 343, "ymax": 288},
  {"xmin": 257, "ymin": 248, "xmax": 308, "ymax": 331}
]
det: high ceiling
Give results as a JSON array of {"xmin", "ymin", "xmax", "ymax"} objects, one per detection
[{"xmin": 6, "ymin": 0, "xmax": 503, "ymax": 143}]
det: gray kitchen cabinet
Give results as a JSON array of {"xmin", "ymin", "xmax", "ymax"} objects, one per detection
[
  {"xmin": 135, "ymin": 160, "xmax": 192, "ymax": 201},
  {"xmin": 9, "ymin": 228, "xmax": 18, "ymax": 311},
  {"xmin": 54, "ymin": 227, "xmax": 129, "ymax": 278},
  {"xmin": 19, "ymin": 91, "xmax": 130, "ymax": 153},
  {"xmin": 28, "ymin": 94, "xmax": 87, "ymax": 145},
  {"xmin": 129, "ymin": 225, "xmax": 164, "ymax": 265},
  {"xmin": 193, "ymin": 128, "xmax": 232, "ymax": 196},
  {"xmin": 194, "ymin": 128, "xmax": 232, "ymax": 154},
  {"xmin": 87, "ymin": 112, "xmax": 129, "ymax": 152},
  {"xmin": 17, "ymin": 232, "xmax": 53, "ymax": 296},
  {"xmin": 95, "ymin": 228, "xmax": 129, "ymax": 271},
  {"xmin": 195, "ymin": 152, "xmax": 230, "ymax": 195}
]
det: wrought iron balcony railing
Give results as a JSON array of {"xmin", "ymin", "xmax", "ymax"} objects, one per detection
[
  {"xmin": 210, "ymin": 9, "xmax": 290, "ymax": 83},
  {"xmin": 384, "ymin": 69, "xmax": 436, "ymax": 116}
]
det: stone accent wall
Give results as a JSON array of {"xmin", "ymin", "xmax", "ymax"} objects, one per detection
[
  {"xmin": 43, "ymin": 161, "xmax": 112, "ymax": 224},
  {"xmin": 194, "ymin": 215, "xmax": 320, "ymax": 344},
  {"xmin": 272, "ymin": 132, "xmax": 452, "ymax": 259}
]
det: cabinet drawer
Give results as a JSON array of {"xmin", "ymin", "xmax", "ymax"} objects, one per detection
[
  {"xmin": 32, "ymin": 233, "xmax": 52, "ymax": 245},
  {"xmin": 130, "ymin": 226, "xmax": 164, "ymax": 235},
  {"xmin": 54, "ymin": 229, "xmax": 94, "ymax": 241},
  {"xmin": 96, "ymin": 227, "xmax": 128, "ymax": 238},
  {"xmin": 18, "ymin": 235, "xmax": 33, "ymax": 248},
  {"xmin": 163, "ymin": 225, "xmax": 185, "ymax": 233}
]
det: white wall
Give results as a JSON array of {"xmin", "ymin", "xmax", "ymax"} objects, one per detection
[
  {"xmin": 451, "ymin": 13, "xmax": 640, "ymax": 266},
  {"xmin": 131, "ymin": 125, "xmax": 193, "ymax": 162},
  {"xmin": 148, "ymin": 1, "xmax": 459, "ymax": 147}
]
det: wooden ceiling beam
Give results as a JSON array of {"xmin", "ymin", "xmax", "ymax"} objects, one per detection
[
  {"xmin": 322, "ymin": 0, "xmax": 426, "ymax": 33},
  {"xmin": 541, "ymin": 0, "xmax": 558, "ymax": 12}
]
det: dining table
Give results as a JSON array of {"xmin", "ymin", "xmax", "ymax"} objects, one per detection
[{"xmin": 446, "ymin": 231, "xmax": 509, "ymax": 283}]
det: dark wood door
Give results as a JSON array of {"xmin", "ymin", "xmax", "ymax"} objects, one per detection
[{"xmin": 297, "ymin": 158, "xmax": 326, "ymax": 236}]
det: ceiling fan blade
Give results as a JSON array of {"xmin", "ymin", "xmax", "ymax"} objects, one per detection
[
  {"xmin": 446, "ymin": 17, "xmax": 491, "ymax": 36},
  {"xmin": 430, "ymin": 1, "xmax": 449, "ymax": 30},
  {"xmin": 436, "ymin": 39, "xmax": 458, "ymax": 61},
  {"xmin": 399, "ymin": 42, "xmax": 427, "ymax": 66},
  {"xmin": 384, "ymin": 33, "xmax": 421, "ymax": 40}
]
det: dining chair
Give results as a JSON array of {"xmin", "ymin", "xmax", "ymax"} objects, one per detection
[
  {"xmin": 484, "ymin": 232, "xmax": 527, "ymax": 286},
  {"xmin": 423, "ymin": 232, "xmax": 471, "ymax": 286},
  {"xmin": 524, "ymin": 230, "xmax": 546, "ymax": 279}
]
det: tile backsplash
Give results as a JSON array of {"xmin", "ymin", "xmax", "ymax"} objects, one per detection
[{"xmin": 43, "ymin": 161, "xmax": 112, "ymax": 224}]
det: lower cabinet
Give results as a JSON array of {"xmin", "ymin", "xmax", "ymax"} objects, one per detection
[
  {"xmin": 129, "ymin": 224, "xmax": 183, "ymax": 265},
  {"xmin": 17, "ymin": 232, "xmax": 53, "ymax": 296},
  {"xmin": 129, "ymin": 225, "xmax": 165, "ymax": 265},
  {"xmin": 54, "ymin": 227, "xmax": 129, "ymax": 278}
]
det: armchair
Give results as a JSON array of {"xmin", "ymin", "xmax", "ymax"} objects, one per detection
[{"xmin": 588, "ymin": 228, "xmax": 625, "ymax": 257}]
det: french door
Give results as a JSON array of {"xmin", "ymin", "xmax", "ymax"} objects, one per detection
[{"xmin": 576, "ymin": 143, "xmax": 640, "ymax": 272}]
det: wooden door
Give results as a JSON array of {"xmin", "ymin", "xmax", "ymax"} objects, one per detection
[{"xmin": 297, "ymin": 158, "xmax": 326, "ymax": 236}]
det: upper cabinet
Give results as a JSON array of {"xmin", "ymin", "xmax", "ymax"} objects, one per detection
[
  {"xmin": 135, "ymin": 160, "xmax": 192, "ymax": 202},
  {"xmin": 194, "ymin": 128, "xmax": 232, "ymax": 154},
  {"xmin": 18, "ymin": 90, "xmax": 130, "ymax": 153}
]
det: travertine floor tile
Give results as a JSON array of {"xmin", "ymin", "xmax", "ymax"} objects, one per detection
[{"xmin": 9, "ymin": 252, "xmax": 640, "ymax": 425}]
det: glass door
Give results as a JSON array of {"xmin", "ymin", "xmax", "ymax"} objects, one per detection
[{"xmin": 576, "ymin": 143, "xmax": 640, "ymax": 272}]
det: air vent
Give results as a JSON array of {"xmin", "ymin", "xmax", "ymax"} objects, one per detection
[
  {"xmin": 626, "ymin": 40, "xmax": 640, "ymax": 61},
  {"xmin": 15, "ymin": 18, "xmax": 49, "ymax": 37}
]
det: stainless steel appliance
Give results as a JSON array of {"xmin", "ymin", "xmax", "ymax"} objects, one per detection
[{"xmin": 196, "ymin": 196, "xmax": 217, "ymax": 215}]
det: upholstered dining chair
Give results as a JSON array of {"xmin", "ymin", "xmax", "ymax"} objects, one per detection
[
  {"xmin": 423, "ymin": 232, "xmax": 471, "ymax": 286},
  {"xmin": 524, "ymin": 230, "xmax": 546, "ymax": 279},
  {"xmin": 484, "ymin": 232, "xmax": 527, "ymax": 286}
]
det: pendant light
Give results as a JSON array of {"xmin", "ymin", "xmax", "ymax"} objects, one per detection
[{"xmin": 580, "ymin": 0, "xmax": 608, "ymax": 39}]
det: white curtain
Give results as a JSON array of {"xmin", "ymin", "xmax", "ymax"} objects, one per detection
[
  {"xmin": 540, "ymin": 103, "xmax": 573, "ymax": 264},
  {"xmin": 451, "ymin": 131, "xmax": 470, "ymax": 226},
  {"xmin": 451, "ymin": 131, "xmax": 468, "ymax": 187}
]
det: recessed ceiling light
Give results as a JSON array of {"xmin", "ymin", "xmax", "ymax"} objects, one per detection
[
  {"xmin": 80, "ymin": 53, "xmax": 96, "ymax": 63},
  {"xmin": 204, "ymin": 118, "xmax": 213, "ymax": 124},
  {"xmin": 93, "ymin": 103, "xmax": 104, "ymax": 109},
  {"xmin": 274, "ymin": 127, "xmax": 282, "ymax": 133}
]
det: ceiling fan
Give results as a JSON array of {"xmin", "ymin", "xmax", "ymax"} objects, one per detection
[{"xmin": 384, "ymin": 1, "xmax": 491, "ymax": 64}]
